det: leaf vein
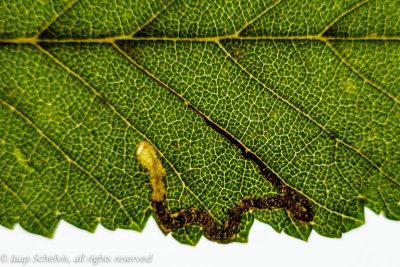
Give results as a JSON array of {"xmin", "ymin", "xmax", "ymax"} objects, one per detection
[
  {"xmin": 35, "ymin": 42, "xmax": 219, "ymax": 225},
  {"xmin": 217, "ymin": 40, "xmax": 400, "ymax": 188},
  {"xmin": 113, "ymin": 41, "xmax": 361, "ymax": 222},
  {"xmin": 130, "ymin": 0, "xmax": 177, "ymax": 37},
  {"xmin": 235, "ymin": 0, "xmax": 282, "ymax": 37},
  {"xmin": 0, "ymin": 159, "xmax": 50, "ymax": 233},
  {"xmin": 325, "ymin": 40, "xmax": 400, "ymax": 104},
  {"xmin": 34, "ymin": 0, "xmax": 80, "ymax": 39},
  {"xmin": 318, "ymin": 0, "xmax": 369, "ymax": 37},
  {"xmin": 0, "ymin": 95, "xmax": 139, "ymax": 230}
]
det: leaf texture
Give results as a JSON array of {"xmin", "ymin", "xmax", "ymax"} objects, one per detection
[{"xmin": 0, "ymin": 0, "xmax": 399, "ymax": 245}]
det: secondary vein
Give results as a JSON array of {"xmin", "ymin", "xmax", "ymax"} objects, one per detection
[
  {"xmin": 216, "ymin": 40, "xmax": 400, "ymax": 188},
  {"xmin": 113, "ymin": 41, "xmax": 363, "ymax": 222}
]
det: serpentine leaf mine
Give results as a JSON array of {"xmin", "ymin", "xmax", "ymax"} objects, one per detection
[{"xmin": 136, "ymin": 141, "xmax": 313, "ymax": 243}]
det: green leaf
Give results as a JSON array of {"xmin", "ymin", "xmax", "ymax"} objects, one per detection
[{"xmin": 1, "ymin": 0, "xmax": 399, "ymax": 245}]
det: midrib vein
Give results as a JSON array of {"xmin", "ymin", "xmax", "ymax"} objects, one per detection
[
  {"xmin": 1, "ymin": 38, "xmax": 395, "ymax": 222},
  {"xmin": 2, "ymin": 35, "xmax": 400, "ymax": 43}
]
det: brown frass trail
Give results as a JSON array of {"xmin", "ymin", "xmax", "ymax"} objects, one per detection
[
  {"xmin": 136, "ymin": 141, "xmax": 313, "ymax": 243},
  {"xmin": 116, "ymin": 41, "xmax": 313, "ymax": 240}
]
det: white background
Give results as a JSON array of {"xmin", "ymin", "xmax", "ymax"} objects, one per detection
[{"xmin": 0, "ymin": 208, "xmax": 399, "ymax": 267}]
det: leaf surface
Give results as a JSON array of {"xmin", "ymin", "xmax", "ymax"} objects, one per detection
[{"xmin": 1, "ymin": 0, "xmax": 399, "ymax": 245}]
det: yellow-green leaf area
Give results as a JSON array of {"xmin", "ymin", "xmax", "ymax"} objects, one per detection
[{"xmin": 1, "ymin": 0, "xmax": 399, "ymax": 245}]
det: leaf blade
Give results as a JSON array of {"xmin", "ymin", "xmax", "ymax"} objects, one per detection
[{"xmin": 1, "ymin": 0, "xmax": 400, "ymax": 244}]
